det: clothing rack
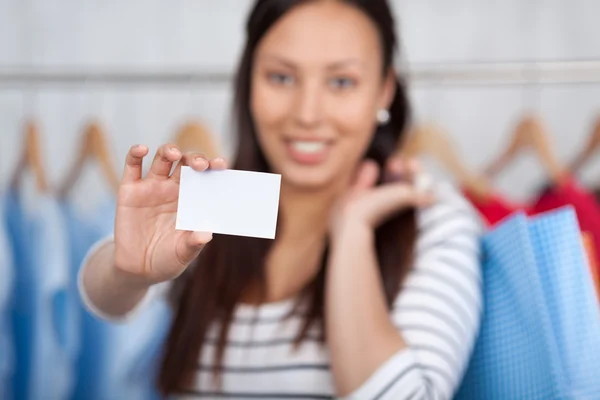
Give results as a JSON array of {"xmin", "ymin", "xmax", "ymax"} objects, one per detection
[{"xmin": 1, "ymin": 60, "xmax": 600, "ymax": 88}]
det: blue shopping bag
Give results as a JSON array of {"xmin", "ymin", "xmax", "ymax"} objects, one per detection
[
  {"xmin": 528, "ymin": 207, "xmax": 600, "ymax": 398},
  {"xmin": 455, "ymin": 207, "xmax": 600, "ymax": 399}
]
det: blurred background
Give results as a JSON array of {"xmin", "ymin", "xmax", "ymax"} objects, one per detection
[
  {"xmin": 2, "ymin": 1, "xmax": 600, "ymax": 400},
  {"xmin": 1, "ymin": 0, "xmax": 600, "ymax": 202}
]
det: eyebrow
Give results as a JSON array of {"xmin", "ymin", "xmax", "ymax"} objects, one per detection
[{"xmin": 259, "ymin": 54, "xmax": 363, "ymax": 70}]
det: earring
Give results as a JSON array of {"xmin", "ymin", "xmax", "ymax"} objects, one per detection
[{"xmin": 377, "ymin": 109, "xmax": 390, "ymax": 125}]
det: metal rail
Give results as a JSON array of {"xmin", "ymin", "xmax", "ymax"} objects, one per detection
[{"xmin": 1, "ymin": 61, "xmax": 600, "ymax": 87}]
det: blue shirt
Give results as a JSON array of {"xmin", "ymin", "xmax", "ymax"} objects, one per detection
[
  {"xmin": 0, "ymin": 195, "xmax": 15, "ymax": 399},
  {"xmin": 64, "ymin": 197, "xmax": 171, "ymax": 400},
  {"xmin": 61, "ymin": 197, "xmax": 114, "ymax": 400},
  {"xmin": 4, "ymin": 190, "xmax": 72, "ymax": 400}
]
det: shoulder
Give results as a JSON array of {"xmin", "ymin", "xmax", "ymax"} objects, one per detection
[
  {"xmin": 408, "ymin": 179, "xmax": 485, "ymax": 305},
  {"xmin": 388, "ymin": 181, "xmax": 485, "ymax": 398},
  {"xmin": 416, "ymin": 180, "xmax": 484, "ymax": 248}
]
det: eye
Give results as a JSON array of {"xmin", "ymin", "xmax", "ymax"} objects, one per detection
[
  {"xmin": 329, "ymin": 77, "xmax": 356, "ymax": 90},
  {"xmin": 267, "ymin": 72, "xmax": 295, "ymax": 86}
]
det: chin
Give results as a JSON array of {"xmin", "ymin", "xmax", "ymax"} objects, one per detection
[{"xmin": 279, "ymin": 165, "xmax": 338, "ymax": 191}]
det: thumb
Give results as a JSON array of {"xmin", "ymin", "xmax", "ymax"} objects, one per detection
[{"xmin": 176, "ymin": 231, "xmax": 213, "ymax": 266}]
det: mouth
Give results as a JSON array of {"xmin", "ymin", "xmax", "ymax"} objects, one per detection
[{"xmin": 285, "ymin": 138, "xmax": 332, "ymax": 165}]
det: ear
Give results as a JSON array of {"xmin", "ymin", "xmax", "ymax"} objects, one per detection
[{"xmin": 379, "ymin": 68, "xmax": 397, "ymax": 111}]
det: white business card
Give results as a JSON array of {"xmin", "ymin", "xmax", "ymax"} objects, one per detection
[{"xmin": 176, "ymin": 167, "xmax": 281, "ymax": 239}]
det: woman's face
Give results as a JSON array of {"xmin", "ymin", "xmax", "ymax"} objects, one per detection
[{"xmin": 250, "ymin": 0, "xmax": 395, "ymax": 190}]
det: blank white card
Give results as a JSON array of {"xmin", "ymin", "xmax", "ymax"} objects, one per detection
[{"xmin": 176, "ymin": 167, "xmax": 282, "ymax": 239}]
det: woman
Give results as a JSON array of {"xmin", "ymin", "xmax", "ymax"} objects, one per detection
[{"xmin": 80, "ymin": 0, "xmax": 483, "ymax": 398}]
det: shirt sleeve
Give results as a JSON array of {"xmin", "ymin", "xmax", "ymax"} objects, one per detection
[
  {"xmin": 344, "ymin": 183, "xmax": 484, "ymax": 400},
  {"xmin": 77, "ymin": 234, "xmax": 171, "ymax": 323}
]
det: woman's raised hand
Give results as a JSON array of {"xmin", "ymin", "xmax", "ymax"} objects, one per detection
[{"xmin": 113, "ymin": 144, "xmax": 226, "ymax": 284}]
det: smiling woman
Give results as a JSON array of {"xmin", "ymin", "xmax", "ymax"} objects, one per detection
[
  {"xmin": 251, "ymin": 1, "xmax": 398, "ymax": 189},
  {"xmin": 79, "ymin": 0, "xmax": 483, "ymax": 399}
]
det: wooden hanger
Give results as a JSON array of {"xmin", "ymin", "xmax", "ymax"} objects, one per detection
[
  {"xmin": 173, "ymin": 120, "xmax": 220, "ymax": 159},
  {"xmin": 10, "ymin": 119, "xmax": 49, "ymax": 193},
  {"xmin": 57, "ymin": 120, "xmax": 120, "ymax": 198},
  {"xmin": 568, "ymin": 115, "xmax": 600, "ymax": 173},
  {"xmin": 484, "ymin": 114, "xmax": 567, "ymax": 185},
  {"xmin": 399, "ymin": 122, "xmax": 491, "ymax": 201}
]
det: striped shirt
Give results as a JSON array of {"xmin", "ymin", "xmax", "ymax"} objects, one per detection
[{"xmin": 80, "ymin": 182, "xmax": 483, "ymax": 399}]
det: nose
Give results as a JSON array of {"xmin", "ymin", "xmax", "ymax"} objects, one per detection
[{"xmin": 293, "ymin": 79, "xmax": 323, "ymax": 129}]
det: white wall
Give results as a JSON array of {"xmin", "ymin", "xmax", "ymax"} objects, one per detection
[{"xmin": 1, "ymin": 0, "xmax": 600, "ymax": 202}]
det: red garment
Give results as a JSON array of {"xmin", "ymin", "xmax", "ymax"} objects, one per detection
[
  {"xmin": 463, "ymin": 190, "xmax": 527, "ymax": 227},
  {"xmin": 530, "ymin": 177, "xmax": 600, "ymax": 280},
  {"xmin": 582, "ymin": 233, "xmax": 600, "ymax": 304},
  {"xmin": 464, "ymin": 177, "xmax": 600, "ymax": 299}
]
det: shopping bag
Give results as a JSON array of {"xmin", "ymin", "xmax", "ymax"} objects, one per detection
[
  {"xmin": 455, "ymin": 212, "xmax": 559, "ymax": 399},
  {"xmin": 455, "ymin": 207, "xmax": 600, "ymax": 399},
  {"xmin": 528, "ymin": 207, "xmax": 600, "ymax": 397}
]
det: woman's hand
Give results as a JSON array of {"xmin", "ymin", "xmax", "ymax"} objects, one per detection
[
  {"xmin": 330, "ymin": 156, "xmax": 434, "ymax": 237},
  {"xmin": 113, "ymin": 143, "xmax": 226, "ymax": 285}
]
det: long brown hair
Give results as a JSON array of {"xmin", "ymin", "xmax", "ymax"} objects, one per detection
[{"xmin": 157, "ymin": 0, "xmax": 417, "ymax": 395}]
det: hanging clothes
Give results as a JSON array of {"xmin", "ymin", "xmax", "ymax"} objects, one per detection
[
  {"xmin": 464, "ymin": 177, "xmax": 600, "ymax": 303},
  {"xmin": 0, "ymin": 195, "xmax": 15, "ymax": 399},
  {"xmin": 530, "ymin": 176, "xmax": 600, "ymax": 281},
  {"xmin": 581, "ymin": 233, "xmax": 600, "ymax": 302},
  {"xmin": 462, "ymin": 190, "xmax": 527, "ymax": 227},
  {"xmin": 465, "ymin": 177, "xmax": 600, "ymax": 260},
  {"xmin": 3, "ymin": 190, "xmax": 73, "ymax": 400},
  {"xmin": 594, "ymin": 188, "xmax": 600, "ymax": 204},
  {"xmin": 62, "ymin": 195, "xmax": 171, "ymax": 400},
  {"xmin": 61, "ymin": 196, "xmax": 116, "ymax": 400}
]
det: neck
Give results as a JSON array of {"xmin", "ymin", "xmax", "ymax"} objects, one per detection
[
  {"xmin": 251, "ymin": 173, "xmax": 354, "ymax": 304},
  {"xmin": 278, "ymin": 176, "xmax": 351, "ymax": 241}
]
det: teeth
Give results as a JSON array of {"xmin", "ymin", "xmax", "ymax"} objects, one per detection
[{"xmin": 290, "ymin": 141, "xmax": 326, "ymax": 154}]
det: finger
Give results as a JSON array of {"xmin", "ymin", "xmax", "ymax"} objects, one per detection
[
  {"xmin": 176, "ymin": 231, "xmax": 213, "ymax": 266},
  {"xmin": 385, "ymin": 156, "xmax": 406, "ymax": 181},
  {"xmin": 171, "ymin": 153, "xmax": 210, "ymax": 184},
  {"xmin": 209, "ymin": 157, "xmax": 228, "ymax": 171},
  {"xmin": 353, "ymin": 159, "xmax": 380, "ymax": 191},
  {"xmin": 404, "ymin": 158, "xmax": 421, "ymax": 184},
  {"xmin": 147, "ymin": 144, "xmax": 183, "ymax": 180},
  {"xmin": 122, "ymin": 144, "xmax": 149, "ymax": 183},
  {"xmin": 387, "ymin": 156, "xmax": 422, "ymax": 184},
  {"xmin": 189, "ymin": 154, "xmax": 210, "ymax": 172},
  {"xmin": 369, "ymin": 183, "xmax": 435, "ymax": 224},
  {"xmin": 393, "ymin": 182, "xmax": 435, "ymax": 206}
]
